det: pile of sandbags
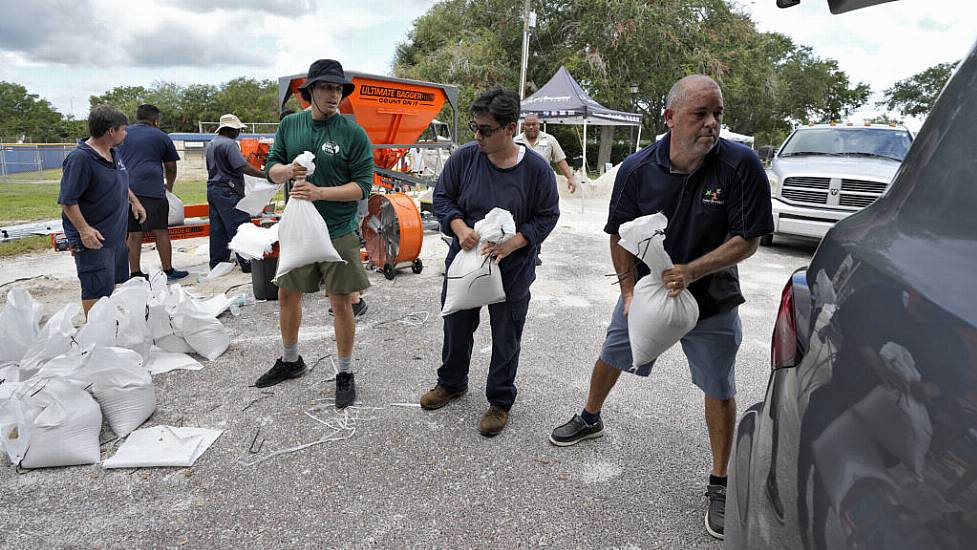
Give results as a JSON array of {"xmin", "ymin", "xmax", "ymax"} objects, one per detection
[{"xmin": 0, "ymin": 277, "xmax": 232, "ymax": 468}]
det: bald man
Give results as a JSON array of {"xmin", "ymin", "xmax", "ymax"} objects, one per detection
[
  {"xmin": 515, "ymin": 114, "xmax": 575, "ymax": 265},
  {"xmin": 548, "ymin": 75, "xmax": 773, "ymax": 540}
]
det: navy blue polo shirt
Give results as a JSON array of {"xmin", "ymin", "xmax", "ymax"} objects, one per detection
[
  {"xmin": 58, "ymin": 142, "xmax": 130, "ymax": 248},
  {"xmin": 117, "ymin": 123, "xmax": 180, "ymax": 198},
  {"xmin": 434, "ymin": 142, "xmax": 561, "ymax": 301},
  {"xmin": 606, "ymin": 133, "xmax": 773, "ymax": 319}
]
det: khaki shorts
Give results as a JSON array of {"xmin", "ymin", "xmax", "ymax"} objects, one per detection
[{"xmin": 274, "ymin": 232, "xmax": 370, "ymax": 295}]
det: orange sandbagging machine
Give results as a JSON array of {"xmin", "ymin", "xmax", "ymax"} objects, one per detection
[{"xmin": 277, "ymin": 70, "xmax": 459, "ymax": 279}]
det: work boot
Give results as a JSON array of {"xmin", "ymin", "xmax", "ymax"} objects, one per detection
[
  {"xmin": 335, "ymin": 372, "xmax": 356, "ymax": 409},
  {"xmin": 478, "ymin": 405, "xmax": 509, "ymax": 437},
  {"xmin": 254, "ymin": 356, "xmax": 307, "ymax": 388},
  {"xmin": 420, "ymin": 385, "xmax": 467, "ymax": 410}
]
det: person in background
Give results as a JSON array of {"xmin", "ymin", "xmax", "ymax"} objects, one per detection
[
  {"xmin": 58, "ymin": 105, "xmax": 147, "ymax": 316},
  {"xmin": 514, "ymin": 113, "xmax": 576, "ymax": 265},
  {"xmin": 118, "ymin": 103, "xmax": 188, "ymax": 282},
  {"xmin": 205, "ymin": 113, "xmax": 267, "ymax": 272}
]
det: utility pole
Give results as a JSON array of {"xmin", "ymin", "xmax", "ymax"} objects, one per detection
[{"xmin": 518, "ymin": 0, "xmax": 532, "ymax": 100}]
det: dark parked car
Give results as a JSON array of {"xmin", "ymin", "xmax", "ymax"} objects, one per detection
[{"xmin": 727, "ymin": 2, "xmax": 977, "ymax": 549}]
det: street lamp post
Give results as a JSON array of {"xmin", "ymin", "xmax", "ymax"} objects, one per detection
[{"xmin": 629, "ymin": 82, "xmax": 639, "ymax": 152}]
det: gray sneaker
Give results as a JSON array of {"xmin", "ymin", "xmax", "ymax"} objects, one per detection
[
  {"xmin": 549, "ymin": 414, "xmax": 604, "ymax": 446},
  {"xmin": 705, "ymin": 484, "xmax": 726, "ymax": 540}
]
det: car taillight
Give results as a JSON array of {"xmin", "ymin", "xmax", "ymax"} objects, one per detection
[{"xmin": 771, "ymin": 278, "xmax": 800, "ymax": 369}]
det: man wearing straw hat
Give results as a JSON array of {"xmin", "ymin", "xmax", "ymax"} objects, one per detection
[
  {"xmin": 254, "ymin": 59, "xmax": 374, "ymax": 410},
  {"xmin": 205, "ymin": 113, "xmax": 267, "ymax": 271}
]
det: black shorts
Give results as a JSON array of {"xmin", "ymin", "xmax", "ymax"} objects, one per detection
[{"xmin": 128, "ymin": 195, "xmax": 169, "ymax": 232}]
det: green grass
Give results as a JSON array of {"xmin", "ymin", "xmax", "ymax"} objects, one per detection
[
  {"xmin": 0, "ymin": 179, "xmax": 209, "ymax": 226},
  {"xmin": 0, "ymin": 235, "xmax": 51, "ymax": 257}
]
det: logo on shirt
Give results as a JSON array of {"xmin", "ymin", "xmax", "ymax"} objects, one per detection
[
  {"xmin": 702, "ymin": 188, "xmax": 724, "ymax": 206},
  {"xmin": 321, "ymin": 142, "xmax": 340, "ymax": 156}
]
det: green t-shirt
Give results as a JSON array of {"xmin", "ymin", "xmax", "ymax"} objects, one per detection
[{"xmin": 265, "ymin": 111, "xmax": 375, "ymax": 238}]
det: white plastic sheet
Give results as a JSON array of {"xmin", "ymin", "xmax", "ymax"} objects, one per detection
[
  {"xmin": 237, "ymin": 175, "xmax": 283, "ymax": 216},
  {"xmin": 441, "ymin": 208, "xmax": 515, "ymax": 316},
  {"xmin": 0, "ymin": 288, "xmax": 43, "ymax": 364},
  {"xmin": 104, "ymin": 426, "xmax": 222, "ymax": 468},
  {"xmin": 144, "ymin": 350, "xmax": 203, "ymax": 375},
  {"xmin": 200, "ymin": 262, "xmax": 235, "ymax": 281},
  {"xmin": 618, "ymin": 213, "xmax": 699, "ymax": 368},
  {"xmin": 166, "ymin": 190, "xmax": 185, "ymax": 226}
]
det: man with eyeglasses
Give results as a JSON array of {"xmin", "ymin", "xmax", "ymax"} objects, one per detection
[{"xmin": 420, "ymin": 87, "xmax": 560, "ymax": 436}]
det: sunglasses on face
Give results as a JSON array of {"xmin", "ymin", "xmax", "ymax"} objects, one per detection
[{"xmin": 469, "ymin": 121, "xmax": 505, "ymax": 137}]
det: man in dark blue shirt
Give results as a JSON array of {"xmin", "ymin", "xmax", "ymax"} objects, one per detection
[
  {"xmin": 58, "ymin": 105, "xmax": 147, "ymax": 316},
  {"xmin": 118, "ymin": 103, "xmax": 188, "ymax": 282},
  {"xmin": 205, "ymin": 113, "xmax": 267, "ymax": 271},
  {"xmin": 422, "ymin": 87, "xmax": 560, "ymax": 436},
  {"xmin": 548, "ymin": 75, "xmax": 773, "ymax": 540}
]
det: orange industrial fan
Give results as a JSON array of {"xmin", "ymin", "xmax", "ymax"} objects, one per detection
[{"xmin": 361, "ymin": 193, "xmax": 424, "ymax": 280}]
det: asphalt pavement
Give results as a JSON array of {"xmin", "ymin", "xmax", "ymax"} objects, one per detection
[{"xmin": 0, "ymin": 194, "xmax": 816, "ymax": 549}]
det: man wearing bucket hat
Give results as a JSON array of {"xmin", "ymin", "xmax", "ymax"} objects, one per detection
[
  {"xmin": 205, "ymin": 113, "xmax": 267, "ymax": 271},
  {"xmin": 255, "ymin": 59, "xmax": 374, "ymax": 409}
]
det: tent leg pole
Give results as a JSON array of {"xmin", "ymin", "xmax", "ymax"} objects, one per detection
[
  {"xmin": 635, "ymin": 126, "xmax": 642, "ymax": 153},
  {"xmin": 581, "ymin": 122, "xmax": 587, "ymax": 214}
]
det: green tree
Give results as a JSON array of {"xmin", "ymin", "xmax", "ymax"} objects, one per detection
[
  {"xmin": 0, "ymin": 81, "xmax": 65, "ymax": 142},
  {"xmin": 214, "ymin": 78, "xmax": 279, "ymax": 128},
  {"xmin": 878, "ymin": 60, "xmax": 957, "ymax": 118}
]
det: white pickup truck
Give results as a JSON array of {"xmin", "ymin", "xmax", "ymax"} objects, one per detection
[{"xmin": 763, "ymin": 123, "xmax": 913, "ymax": 245}]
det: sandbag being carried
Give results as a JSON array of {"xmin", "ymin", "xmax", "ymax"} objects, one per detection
[
  {"xmin": 275, "ymin": 151, "xmax": 343, "ymax": 279},
  {"xmin": 0, "ymin": 379, "xmax": 102, "ymax": 469},
  {"xmin": 237, "ymin": 174, "xmax": 283, "ymax": 216},
  {"xmin": 618, "ymin": 213, "xmax": 699, "ymax": 368},
  {"xmin": 441, "ymin": 208, "xmax": 515, "ymax": 316},
  {"xmin": 166, "ymin": 190, "xmax": 185, "ymax": 226},
  {"xmin": 0, "ymin": 288, "xmax": 43, "ymax": 364}
]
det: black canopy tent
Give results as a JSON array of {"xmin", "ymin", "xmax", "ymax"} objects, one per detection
[{"xmin": 520, "ymin": 66, "xmax": 641, "ymax": 170}]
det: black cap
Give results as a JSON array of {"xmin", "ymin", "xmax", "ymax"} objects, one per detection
[{"xmin": 298, "ymin": 59, "xmax": 354, "ymax": 98}]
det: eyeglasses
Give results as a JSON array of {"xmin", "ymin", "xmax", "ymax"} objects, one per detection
[{"xmin": 469, "ymin": 121, "xmax": 504, "ymax": 137}]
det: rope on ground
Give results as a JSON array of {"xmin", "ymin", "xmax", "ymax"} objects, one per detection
[
  {"xmin": 370, "ymin": 310, "xmax": 430, "ymax": 329},
  {"xmin": 0, "ymin": 274, "xmax": 57, "ymax": 291}
]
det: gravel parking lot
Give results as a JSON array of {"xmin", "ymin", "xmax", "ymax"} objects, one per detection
[{"xmin": 0, "ymin": 191, "xmax": 816, "ymax": 549}]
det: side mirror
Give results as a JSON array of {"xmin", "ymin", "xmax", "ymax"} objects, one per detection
[{"xmin": 758, "ymin": 145, "xmax": 775, "ymax": 161}]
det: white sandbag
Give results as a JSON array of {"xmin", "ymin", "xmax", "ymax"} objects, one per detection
[
  {"xmin": 237, "ymin": 174, "xmax": 283, "ymax": 216},
  {"xmin": 0, "ymin": 391, "xmax": 32, "ymax": 465},
  {"xmin": 76, "ymin": 297, "xmax": 119, "ymax": 348},
  {"xmin": 6, "ymin": 379, "xmax": 103, "ymax": 469},
  {"xmin": 181, "ymin": 312, "xmax": 230, "ymax": 360},
  {"xmin": 228, "ymin": 222, "xmax": 277, "ymax": 261},
  {"xmin": 19, "ymin": 303, "xmax": 82, "ymax": 377},
  {"xmin": 144, "ymin": 350, "xmax": 203, "ymax": 375},
  {"xmin": 104, "ymin": 425, "xmax": 222, "ymax": 469},
  {"xmin": 166, "ymin": 190, "xmax": 185, "ymax": 226},
  {"xmin": 441, "ymin": 208, "xmax": 515, "ymax": 316},
  {"xmin": 274, "ymin": 196, "xmax": 343, "ymax": 278},
  {"xmin": 82, "ymin": 346, "xmax": 155, "ymax": 437},
  {"xmin": 109, "ymin": 279, "xmax": 151, "ymax": 361},
  {"xmin": 0, "ymin": 288, "xmax": 44, "ymax": 364},
  {"xmin": 618, "ymin": 213, "xmax": 699, "ymax": 368}
]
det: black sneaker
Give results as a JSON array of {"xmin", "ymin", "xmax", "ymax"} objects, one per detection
[
  {"xmin": 705, "ymin": 484, "xmax": 726, "ymax": 540},
  {"xmin": 130, "ymin": 271, "xmax": 149, "ymax": 280},
  {"xmin": 165, "ymin": 268, "xmax": 189, "ymax": 282},
  {"xmin": 336, "ymin": 372, "xmax": 356, "ymax": 408},
  {"xmin": 549, "ymin": 414, "xmax": 604, "ymax": 446},
  {"xmin": 535, "ymin": 256, "xmax": 543, "ymax": 266},
  {"xmin": 240, "ymin": 261, "xmax": 252, "ymax": 274},
  {"xmin": 329, "ymin": 298, "xmax": 368, "ymax": 318},
  {"xmin": 254, "ymin": 356, "xmax": 307, "ymax": 388}
]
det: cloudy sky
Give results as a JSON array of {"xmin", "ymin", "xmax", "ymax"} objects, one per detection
[{"xmin": 0, "ymin": 0, "xmax": 973, "ymax": 128}]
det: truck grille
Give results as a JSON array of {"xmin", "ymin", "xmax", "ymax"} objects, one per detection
[
  {"xmin": 841, "ymin": 179, "xmax": 887, "ymax": 194},
  {"xmin": 784, "ymin": 176, "xmax": 830, "ymax": 189},
  {"xmin": 782, "ymin": 189, "xmax": 828, "ymax": 204},
  {"xmin": 839, "ymin": 195, "xmax": 878, "ymax": 208}
]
